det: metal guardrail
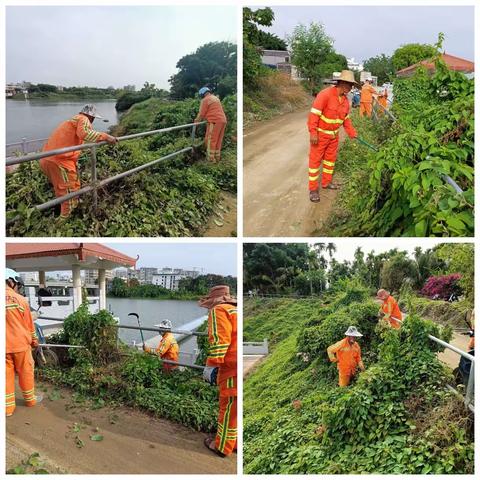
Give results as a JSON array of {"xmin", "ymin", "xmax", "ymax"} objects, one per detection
[
  {"xmin": 115, "ymin": 323, "xmax": 207, "ymax": 337},
  {"xmin": 6, "ymin": 121, "xmax": 206, "ymax": 226},
  {"xmin": 6, "ymin": 137, "xmax": 48, "ymax": 156}
]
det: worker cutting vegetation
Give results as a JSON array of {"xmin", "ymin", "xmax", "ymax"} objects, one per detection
[
  {"xmin": 377, "ymin": 87, "xmax": 389, "ymax": 115},
  {"xmin": 5, "ymin": 268, "xmax": 41, "ymax": 416},
  {"xmin": 359, "ymin": 78, "xmax": 378, "ymax": 117},
  {"xmin": 194, "ymin": 87, "xmax": 227, "ymax": 163},
  {"xmin": 377, "ymin": 289, "xmax": 402, "ymax": 329},
  {"xmin": 143, "ymin": 319, "xmax": 179, "ymax": 372},
  {"xmin": 40, "ymin": 104, "xmax": 118, "ymax": 218},
  {"xmin": 307, "ymin": 70, "xmax": 358, "ymax": 203},
  {"xmin": 199, "ymin": 285, "xmax": 237, "ymax": 457},
  {"xmin": 327, "ymin": 326, "xmax": 365, "ymax": 387}
]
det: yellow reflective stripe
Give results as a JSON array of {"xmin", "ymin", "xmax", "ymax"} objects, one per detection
[
  {"xmin": 209, "ymin": 343, "xmax": 229, "ymax": 350},
  {"xmin": 6, "ymin": 393, "xmax": 15, "ymax": 398},
  {"xmin": 323, "ymin": 161, "xmax": 335, "ymax": 167},
  {"xmin": 309, "ymin": 175, "xmax": 320, "ymax": 181},
  {"xmin": 309, "ymin": 168, "xmax": 320, "ymax": 173},
  {"xmin": 323, "ymin": 168, "xmax": 334, "ymax": 174},
  {"xmin": 310, "ymin": 107, "xmax": 322, "ymax": 116},
  {"xmin": 6, "ymin": 401, "xmax": 16, "ymax": 406},
  {"xmin": 345, "ymin": 114, "xmax": 350, "ymax": 120},
  {"xmin": 317, "ymin": 127, "xmax": 339, "ymax": 136},
  {"xmin": 320, "ymin": 114, "xmax": 344, "ymax": 125},
  {"xmin": 208, "ymin": 352, "xmax": 227, "ymax": 358},
  {"xmin": 218, "ymin": 397, "xmax": 234, "ymax": 452},
  {"xmin": 22, "ymin": 389, "xmax": 34, "ymax": 395}
]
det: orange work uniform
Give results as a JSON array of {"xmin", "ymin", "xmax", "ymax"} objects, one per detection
[
  {"xmin": 381, "ymin": 295, "xmax": 402, "ymax": 329},
  {"xmin": 327, "ymin": 337, "xmax": 364, "ymax": 387},
  {"xmin": 40, "ymin": 114, "xmax": 109, "ymax": 217},
  {"xmin": 308, "ymin": 86, "xmax": 357, "ymax": 190},
  {"xmin": 145, "ymin": 332, "xmax": 179, "ymax": 372},
  {"xmin": 359, "ymin": 84, "xmax": 377, "ymax": 117},
  {"xmin": 6, "ymin": 286, "xmax": 38, "ymax": 416},
  {"xmin": 206, "ymin": 303, "xmax": 237, "ymax": 456},
  {"xmin": 198, "ymin": 95, "xmax": 227, "ymax": 162},
  {"xmin": 377, "ymin": 89, "xmax": 388, "ymax": 116}
]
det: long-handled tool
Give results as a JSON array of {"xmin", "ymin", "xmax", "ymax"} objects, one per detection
[
  {"xmin": 356, "ymin": 136, "xmax": 379, "ymax": 152},
  {"xmin": 128, "ymin": 312, "xmax": 145, "ymax": 348}
]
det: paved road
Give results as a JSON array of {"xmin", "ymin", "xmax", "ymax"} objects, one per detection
[
  {"xmin": 6, "ymin": 381, "xmax": 236, "ymax": 474},
  {"xmin": 243, "ymin": 109, "xmax": 345, "ymax": 237}
]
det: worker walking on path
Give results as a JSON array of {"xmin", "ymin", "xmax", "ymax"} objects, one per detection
[
  {"xmin": 5, "ymin": 268, "xmax": 41, "ymax": 417},
  {"xmin": 307, "ymin": 70, "xmax": 358, "ymax": 203},
  {"xmin": 327, "ymin": 326, "xmax": 365, "ymax": 387},
  {"xmin": 199, "ymin": 285, "xmax": 237, "ymax": 457},
  {"xmin": 194, "ymin": 87, "xmax": 227, "ymax": 163},
  {"xmin": 40, "ymin": 104, "xmax": 118, "ymax": 218},
  {"xmin": 377, "ymin": 289, "xmax": 402, "ymax": 329},
  {"xmin": 143, "ymin": 320, "xmax": 179, "ymax": 372},
  {"xmin": 359, "ymin": 78, "xmax": 378, "ymax": 117}
]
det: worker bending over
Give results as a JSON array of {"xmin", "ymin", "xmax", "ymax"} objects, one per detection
[
  {"xmin": 377, "ymin": 289, "xmax": 402, "ymax": 329},
  {"xmin": 200, "ymin": 285, "xmax": 237, "ymax": 457},
  {"xmin": 143, "ymin": 319, "xmax": 179, "ymax": 372},
  {"xmin": 40, "ymin": 104, "xmax": 118, "ymax": 218},
  {"xmin": 377, "ymin": 87, "xmax": 388, "ymax": 115},
  {"xmin": 195, "ymin": 87, "xmax": 227, "ymax": 163},
  {"xmin": 307, "ymin": 70, "xmax": 358, "ymax": 203},
  {"xmin": 327, "ymin": 326, "xmax": 365, "ymax": 387},
  {"xmin": 359, "ymin": 78, "xmax": 377, "ymax": 118},
  {"xmin": 6, "ymin": 268, "xmax": 41, "ymax": 416}
]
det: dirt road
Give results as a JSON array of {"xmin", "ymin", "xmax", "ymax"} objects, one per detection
[
  {"xmin": 244, "ymin": 109, "xmax": 344, "ymax": 237},
  {"xmin": 6, "ymin": 381, "xmax": 236, "ymax": 474}
]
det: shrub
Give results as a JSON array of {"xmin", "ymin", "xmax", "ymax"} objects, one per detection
[{"xmin": 420, "ymin": 273, "xmax": 462, "ymax": 300}]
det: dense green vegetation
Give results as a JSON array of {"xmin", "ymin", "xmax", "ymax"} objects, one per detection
[
  {"xmin": 324, "ymin": 40, "xmax": 473, "ymax": 237},
  {"xmin": 108, "ymin": 274, "xmax": 237, "ymax": 299},
  {"xmin": 7, "ymin": 94, "xmax": 237, "ymax": 237},
  {"xmin": 9, "ymin": 83, "xmax": 118, "ymax": 100},
  {"xmin": 41, "ymin": 305, "xmax": 217, "ymax": 431},
  {"xmin": 244, "ymin": 283, "xmax": 473, "ymax": 474}
]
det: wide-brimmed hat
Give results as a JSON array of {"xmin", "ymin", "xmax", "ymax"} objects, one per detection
[
  {"xmin": 198, "ymin": 285, "xmax": 237, "ymax": 309},
  {"xmin": 79, "ymin": 104, "xmax": 103, "ymax": 119},
  {"xmin": 345, "ymin": 326, "xmax": 363, "ymax": 337},
  {"xmin": 159, "ymin": 319, "xmax": 172, "ymax": 330},
  {"xmin": 335, "ymin": 70, "xmax": 360, "ymax": 87},
  {"xmin": 376, "ymin": 289, "xmax": 389, "ymax": 299}
]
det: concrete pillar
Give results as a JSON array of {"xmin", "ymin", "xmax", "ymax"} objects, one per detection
[
  {"xmin": 98, "ymin": 269, "xmax": 106, "ymax": 310},
  {"xmin": 72, "ymin": 265, "xmax": 82, "ymax": 312},
  {"xmin": 39, "ymin": 271, "xmax": 46, "ymax": 286}
]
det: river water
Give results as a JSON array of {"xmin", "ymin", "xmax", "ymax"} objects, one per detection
[{"xmin": 6, "ymin": 99, "xmax": 119, "ymax": 145}]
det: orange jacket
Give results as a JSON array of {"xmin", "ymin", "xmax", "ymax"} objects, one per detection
[
  {"xmin": 42, "ymin": 114, "xmax": 109, "ymax": 164},
  {"xmin": 206, "ymin": 302, "xmax": 237, "ymax": 382},
  {"xmin": 146, "ymin": 332, "xmax": 179, "ymax": 363},
  {"xmin": 382, "ymin": 295, "xmax": 402, "ymax": 328},
  {"xmin": 360, "ymin": 84, "xmax": 377, "ymax": 104},
  {"xmin": 308, "ymin": 86, "xmax": 357, "ymax": 139},
  {"xmin": 6, "ymin": 286, "xmax": 37, "ymax": 354},
  {"xmin": 327, "ymin": 337, "xmax": 364, "ymax": 375},
  {"xmin": 198, "ymin": 94, "xmax": 227, "ymax": 124}
]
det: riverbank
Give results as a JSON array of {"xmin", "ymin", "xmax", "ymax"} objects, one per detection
[{"xmin": 8, "ymin": 94, "xmax": 116, "ymax": 101}]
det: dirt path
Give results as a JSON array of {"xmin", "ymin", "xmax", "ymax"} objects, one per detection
[
  {"xmin": 204, "ymin": 191, "xmax": 237, "ymax": 237},
  {"xmin": 6, "ymin": 381, "xmax": 236, "ymax": 474},
  {"xmin": 437, "ymin": 331, "xmax": 470, "ymax": 369},
  {"xmin": 243, "ymin": 109, "xmax": 345, "ymax": 237}
]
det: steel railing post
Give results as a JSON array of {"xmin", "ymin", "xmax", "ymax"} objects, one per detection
[
  {"xmin": 21, "ymin": 137, "xmax": 27, "ymax": 155},
  {"xmin": 91, "ymin": 146, "xmax": 98, "ymax": 211},
  {"xmin": 191, "ymin": 123, "xmax": 197, "ymax": 144}
]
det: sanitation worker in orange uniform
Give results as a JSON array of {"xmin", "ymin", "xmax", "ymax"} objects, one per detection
[
  {"xmin": 6, "ymin": 268, "xmax": 41, "ymax": 417},
  {"xmin": 377, "ymin": 87, "xmax": 388, "ymax": 116},
  {"xmin": 200, "ymin": 285, "xmax": 237, "ymax": 457},
  {"xmin": 377, "ymin": 289, "xmax": 402, "ymax": 329},
  {"xmin": 327, "ymin": 326, "xmax": 365, "ymax": 387},
  {"xmin": 40, "ymin": 104, "xmax": 118, "ymax": 218},
  {"xmin": 194, "ymin": 87, "xmax": 227, "ymax": 163},
  {"xmin": 308, "ymin": 70, "xmax": 358, "ymax": 202},
  {"xmin": 143, "ymin": 319, "xmax": 179, "ymax": 372},
  {"xmin": 359, "ymin": 78, "xmax": 377, "ymax": 117}
]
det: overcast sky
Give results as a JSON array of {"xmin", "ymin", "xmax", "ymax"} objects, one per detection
[
  {"xmin": 106, "ymin": 243, "xmax": 237, "ymax": 277},
  {"xmin": 261, "ymin": 6, "xmax": 474, "ymax": 62},
  {"xmin": 6, "ymin": 6, "xmax": 237, "ymax": 89}
]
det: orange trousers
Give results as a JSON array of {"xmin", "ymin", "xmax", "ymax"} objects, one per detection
[
  {"xmin": 6, "ymin": 350, "xmax": 36, "ymax": 416},
  {"xmin": 338, "ymin": 369, "xmax": 355, "ymax": 387},
  {"xmin": 359, "ymin": 102, "xmax": 373, "ymax": 117},
  {"xmin": 39, "ymin": 157, "xmax": 80, "ymax": 217},
  {"xmin": 205, "ymin": 122, "xmax": 227, "ymax": 162},
  {"xmin": 308, "ymin": 133, "xmax": 340, "ymax": 190},
  {"xmin": 215, "ymin": 376, "xmax": 237, "ymax": 456}
]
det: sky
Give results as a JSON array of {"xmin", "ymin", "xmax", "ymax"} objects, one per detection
[
  {"xmin": 261, "ymin": 6, "xmax": 474, "ymax": 63},
  {"xmin": 106, "ymin": 243, "xmax": 237, "ymax": 277},
  {"xmin": 6, "ymin": 6, "xmax": 237, "ymax": 89}
]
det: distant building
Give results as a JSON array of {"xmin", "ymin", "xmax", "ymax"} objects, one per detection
[
  {"xmin": 396, "ymin": 53, "xmax": 474, "ymax": 78},
  {"xmin": 138, "ymin": 267, "xmax": 159, "ymax": 284},
  {"xmin": 19, "ymin": 272, "xmax": 39, "ymax": 283},
  {"xmin": 83, "ymin": 269, "xmax": 113, "ymax": 284},
  {"xmin": 347, "ymin": 57, "xmax": 364, "ymax": 72},
  {"xmin": 152, "ymin": 268, "xmax": 200, "ymax": 291},
  {"xmin": 261, "ymin": 49, "xmax": 302, "ymax": 81}
]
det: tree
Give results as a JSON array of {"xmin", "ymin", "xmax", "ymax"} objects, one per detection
[
  {"xmin": 169, "ymin": 41, "xmax": 237, "ymax": 99},
  {"xmin": 380, "ymin": 252, "xmax": 418, "ymax": 294},
  {"xmin": 363, "ymin": 54, "xmax": 395, "ymax": 84},
  {"xmin": 391, "ymin": 43, "xmax": 437, "ymax": 71},
  {"xmin": 255, "ymin": 30, "xmax": 287, "ymax": 51},
  {"xmin": 288, "ymin": 23, "xmax": 345, "ymax": 95}
]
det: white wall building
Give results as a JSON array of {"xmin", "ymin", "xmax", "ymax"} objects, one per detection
[
  {"xmin": 84, "ymin": 269, "xmax": 113, "ymax": 284},
  {"xmin": 347, "ymin": 57, "xmax": 364, "ymax": 72},
  {"xmin": 152, "ymin": 268, "xmax": 201, "ymax": 291}
]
